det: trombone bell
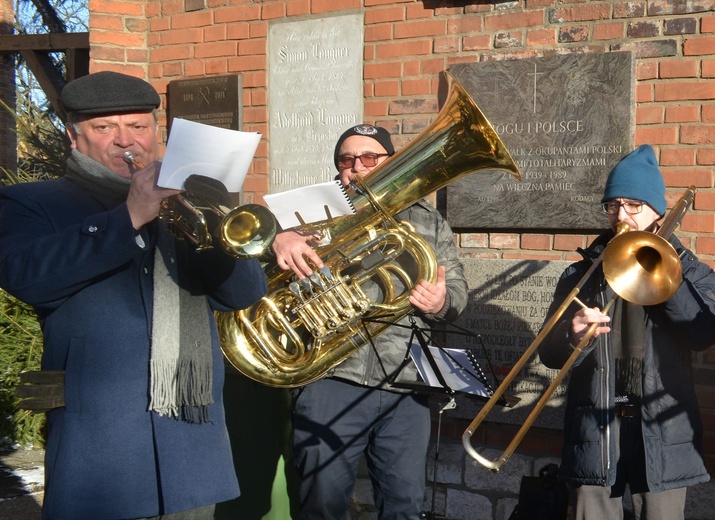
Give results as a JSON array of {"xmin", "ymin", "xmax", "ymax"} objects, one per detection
[{"xmin": 602, "ymin": 231, "xmax": 682, "ymax": 306}]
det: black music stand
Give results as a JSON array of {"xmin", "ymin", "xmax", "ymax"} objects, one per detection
[{"xmin": 361, "ymin": 316, "xmax": 517, "ymax": 520}]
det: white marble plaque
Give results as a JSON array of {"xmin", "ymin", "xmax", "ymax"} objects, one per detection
[{"xmin": 268, "ymin": 14, "xmax": 363, "ymax": 193}]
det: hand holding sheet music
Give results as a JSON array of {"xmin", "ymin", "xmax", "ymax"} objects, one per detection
[
  {"xmin": 263, "ymin": 180, "xmax": 356, "ymax": 229},
  {"xmin": 158, "ymin": 118, "xmax": 261, "ymax": 192}
]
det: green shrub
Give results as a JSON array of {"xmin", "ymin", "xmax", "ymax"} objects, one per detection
[{"xmin": 0, "ymin": 290, "xmax": 44, "ymax": 449}]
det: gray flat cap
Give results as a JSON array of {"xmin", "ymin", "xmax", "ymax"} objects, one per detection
[{"xmin": 61, "ymin": 71, "xmax": 161, "ymax": 114}]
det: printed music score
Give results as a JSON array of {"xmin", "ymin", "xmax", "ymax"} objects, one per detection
[
  {"xmin": 158, "ymin": 118, "xmax": 261, "ymax": 193},
  {"xmin": 264, "ymin": 180, "xmax": 356, "ymax": 229},
  {"xmin": 409, "ymin": 344, "xmax": 492, "ymax": 398}
]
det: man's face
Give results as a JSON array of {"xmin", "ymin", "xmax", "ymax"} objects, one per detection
[
  {"xmin": 336, "ymin": 135, "xmax": 390, "ymax": 187},
  {"xmin": 67, "ymin": 111, "xmax": 160, "ymax": 179},
  {"xmin": 605, "ymin": 197, "xmax": 662, "ymax": 233}
]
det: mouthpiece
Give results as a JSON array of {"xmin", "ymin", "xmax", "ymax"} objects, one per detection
[{"xmin": 122, "ymin": 151, "xmax": 145, "ymax": 169}]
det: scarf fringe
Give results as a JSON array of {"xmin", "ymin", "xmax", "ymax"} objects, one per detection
[{"xmin": 149, "ymin": 357, "xmax": 214, "ymax": 424}]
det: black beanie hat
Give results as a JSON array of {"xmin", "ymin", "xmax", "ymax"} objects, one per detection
[
  {"xmin": 61, "ymin": 71, "xmax": 161, "ymax": 115},
  {"xmin": 333, "ymin": 124, "xmax": 395, "ymax": 170}
]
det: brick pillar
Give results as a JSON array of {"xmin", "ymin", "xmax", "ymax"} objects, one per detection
[{"xmin": 0, "ymin": 0, "xmax": 17, "ymax": 175}]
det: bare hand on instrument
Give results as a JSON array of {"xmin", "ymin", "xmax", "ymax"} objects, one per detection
[
  {"xmin": 410, "ymin": 265, "xmax": 447, "ymax": 315},
  {"xmin": 272, "ymin": 230, "xmax": 325, "ymax": 279},
  {"xmin": 125, "ymin": 161, "xmax": 181, "ymax": 230},
  {"xmin": 570, "ymin": 306, "xmax": 610, "ymax": 345}
]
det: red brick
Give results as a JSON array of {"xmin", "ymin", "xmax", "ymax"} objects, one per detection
[
  {"xmin": 375, "ymin": 80, "xmax": 400, "ymax": 97},
  {"xmin": 171, "ymin": 11, "xmax": 213, "ymax": 29},
  {"xmin": 634, "ymin": 126, "xmax": 678, "ymax": 145},
  {"xmin": 684, "ymin": 35, "xmax": 715, "ymax": 56},
  {"xmin": 376, "ymin": 40, "xmax": 432, "ymax": 59},
  {"xmin": 659, "ymin": 59, "xmax": 699, "ymax": 78},
  {"xmin": 637, "ymin": 61, "xmax": 658, "ymax": 80},
  {"xmin": 521, "ymin": 234, "xmax": 552, "ymax": 250},
  {"xmin": 660, "ymin": 148, "xmax": 695, "ymax": 167},
  {"xmin": 460, "ymin": 233, "xmax": 488, "ymax": 248},
  {"xmin": 549, "ymin": 5, "xmax": 611, "ymax": 23},
  {"xmin": 313, "ymin": 0, "xmax": 361, "ymax": 13},
  {"xmin": 205, "ymin": 59, "xmax": 228, "ymax": 75},
  {"xmin": 434, "ymin": 36, "xmax": 459, "ymax": 53},
  {"xmin": 214, "ymin": 5, "xmax": 261, "ymax": 23},
  {"xmin": 681, "ymin": 124, "xmax": 715, "ymax": 145},
  {"xmin": 394, "ymin": 20, "xmax": 447, "ymax": 39},
  {"xmin": 554, "ymin": 234, "xmax": 586, "ymax": 252},
  {"xmin": 662, "ymin": 167, "xmax": 713, "ymax": 188},
  {"xmin": 654, "ymin": 82, "xmax": 715, "ymax": 101},
  {"xmin": 593, "ymin": 22, "xmax": 625, "ymax": 40},
  {"xmin": 698, "ymin": 148, "xmax": 715, "ymax": 165},
  {"xmin": 447, "ymin": 16, "xmax": 483, "ymax": 34},
  {"xmin": 527, "ymin": 28, "xmax": 557, "ymax": 46},
  {"xmin": 286, "ymin": 0, "xmax": 310, "ymax": 17},
  {"xmin": 681, "ymin": 213, "xmax": 715, "ymax": 234},
  {"xmin": 489, "ymin": 233, "xmax": 519, "ymax": 249},
  {"xmin": 194, "ymin": 41, "xmax": 237, "ymax": 59},
  {"xmin": 365, "ymin": 100, "xmax": 389, "ymax": 117},
  {"xmin": 463, "ymin": 34, "xmax": 492, "ymax": 51},
  {"xmin": 160, "ymin": 28, "xmax": 202, "ymax": 45},
  {"xmin": 405, "ymin": 3, "xmax": 433, "ymax": 20},
  {"xmin": 401, "ymin": 78, "xmax": 431, "ymax": 96},
  {"xmin": 150, "ymin": 45, "xmax": 192, "ymax": 63},
  {"xmin": 486, "ymin": 10, "xmax": 545, "ymax": 31},
  {"xmin": 261, "ymin": 2, "xmax": 285, "ymax": 20},
  {"xmin": 366, "ymin": 6, "xmax": 404, "ymax": 24},
  {"xmin": 636, "ymin": 105, "xmax": 663, "ymax": 124},
  {"xmin": 665, "ymin": 105, "xmax": 699, "ymax": 123},
  {"xmin": 703, "ymin": 105, "xmax": 715, "ymax": 123}
]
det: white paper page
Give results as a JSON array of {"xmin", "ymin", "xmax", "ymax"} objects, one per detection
[
  {"xmin": 409, "ymin": 344, "xmax": 491, "ymax": 397},
  {"xmin": 263, "ymin": 180, "xmax": 356, "ymax": 229},
  {"xmin": 158, "ymin": 118, "xmax": 261, "ymax": 192}
]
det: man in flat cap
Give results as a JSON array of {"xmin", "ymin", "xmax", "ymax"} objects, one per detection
[{"xmin": 0, "ymin": 71, "xmax": 267, "ymax": 519}]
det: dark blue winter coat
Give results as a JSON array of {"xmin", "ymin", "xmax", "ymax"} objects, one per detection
[
  {"xmin": 538, "ymin": 231, "xmax": 715, "ymax": 492},
  {"xmin": 0, "ymin": 177, "xmax": 267, "ymax": 519}
]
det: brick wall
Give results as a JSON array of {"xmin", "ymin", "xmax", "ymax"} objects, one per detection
[
  {"xmin": 0, "ymin": 0, "xmax": 16, "ymax": 174},
  {"xmin": 86, "ymin": 0, "xmax": 715, "ymax": 512}
]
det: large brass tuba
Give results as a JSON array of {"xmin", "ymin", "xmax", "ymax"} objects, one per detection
[{"xmin": 218, "ymin": 73, "xmax": 522, "ymax": 387}]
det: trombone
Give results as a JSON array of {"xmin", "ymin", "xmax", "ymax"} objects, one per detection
[{"xmin": 463, "ymin": 186, "xmax": 696, "ymax": 472}]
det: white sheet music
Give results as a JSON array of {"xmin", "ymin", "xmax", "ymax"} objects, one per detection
[
  {"xmin": 264, "ymin": 180, "xmax": 356, "ymax": 229},
  {"xmin": 409, "ymin": 344, "xmax": 491, "ymax": 397},
  {"xmin": 158, "ymin": 118, "xmax": 261, "ymax": 192}
]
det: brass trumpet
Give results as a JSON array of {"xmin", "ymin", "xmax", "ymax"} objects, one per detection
[
  {"xmin": 462, "ymin": 186, "xmax": 696, "ymax": 472},
  {"xmin": 122, "ymin": 151, "xmax": 276, "ymax": 258}
]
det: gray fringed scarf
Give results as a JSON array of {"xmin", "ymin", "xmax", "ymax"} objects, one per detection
[{"xmin": 65, "ymin": 150, "xmax": 214, "ymax": 423}]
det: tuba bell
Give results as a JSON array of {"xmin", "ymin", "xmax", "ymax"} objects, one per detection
[{"xmin": 217, "ymin": 73, "xmax": 522, "ymax": 387}]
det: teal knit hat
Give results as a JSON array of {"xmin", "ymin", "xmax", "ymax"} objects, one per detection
[{"xmin": 601, "ymin": 145, "xmax": 666, "ymax": 216}]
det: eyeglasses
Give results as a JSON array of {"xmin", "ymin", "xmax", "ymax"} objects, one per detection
[
  {"xmin": 601, "ymin": 200, "xmax": 645, "ymax": 215},
  {"xmin": 337, "ymin": 153, "xmax": 390, "ymax": 169}
]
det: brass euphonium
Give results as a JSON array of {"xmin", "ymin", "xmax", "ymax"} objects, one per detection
[
  {"xmin": 123, "ymin": 151, "xmax": 277, "ymax": 259},
  {"xmin": 218, "ymin": 73, "xmax": 522, "ymax": 387}
]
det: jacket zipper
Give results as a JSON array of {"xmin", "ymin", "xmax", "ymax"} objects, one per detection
[{"xmin": 600, "ymin": 282, "xmax": 612, "ymax": 484}]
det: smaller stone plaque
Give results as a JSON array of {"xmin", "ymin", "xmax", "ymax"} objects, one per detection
[
  {"xmin": 168, "ymin": 74, "xmax": 242, "ymax": 131},
  {"xmin": 445, "ymin": 258, "xmax": 571, "ymax": 428}
]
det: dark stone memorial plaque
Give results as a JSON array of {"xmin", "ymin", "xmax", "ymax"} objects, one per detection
[
  {"xmin": 168, "ymin": 74, "xmax": 242, "ymax": 131},
  {"xmin": 448, "ymin": 52, "xmax": 635, "ymax": 230},
  {"xmin": 445, "ymin": 258, "xmax": 571, "ymax": 428}
]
